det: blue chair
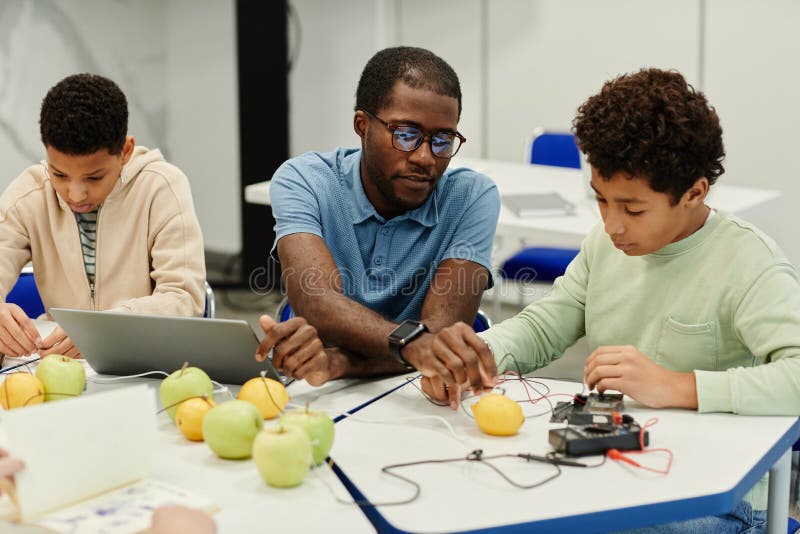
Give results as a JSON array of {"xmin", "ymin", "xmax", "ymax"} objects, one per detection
[
  {"xmin": 526, "ymin": 129, "xmax": 582, "ymax": 169},
  {"xmin": 6, "ymin": 272, "xmax": 216, "ymax": 319},
  {"xmin": 496, "ymin": 130, "xmax": 583, "ymax": 314},
  {"xmin": 6, "ymin": 272, "xmax": 46, "ymax": 318},
  {"xmin": 276, "ymin": 297, "xmax": 492, "ymax": 333}
]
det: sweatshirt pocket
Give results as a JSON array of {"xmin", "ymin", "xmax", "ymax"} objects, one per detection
[{"xmin": 655, "ymin": 316, "xmax": 718, "ymax": 372}]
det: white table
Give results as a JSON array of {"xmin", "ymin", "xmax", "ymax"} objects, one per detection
[
  {"xmin": 0, "ymin": 340, "xmax": 416, "ymax": 533},
  {"xmin": 331, "ymin": 376, "xmax": 799, "ymax": 533}
]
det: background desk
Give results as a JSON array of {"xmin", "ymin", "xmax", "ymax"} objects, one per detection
[
  {"xmin": 332, "ymin": 377, "xmax": 799, "ymax": 533},
  {"xmin": 244, "ymin": 157, "xmax": 781, "ymax": 252}
]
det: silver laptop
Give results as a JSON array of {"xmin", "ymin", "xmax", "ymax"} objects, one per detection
[{"xmin": 49, "ymin": 308, "xmax": 290, "ymax": 386}]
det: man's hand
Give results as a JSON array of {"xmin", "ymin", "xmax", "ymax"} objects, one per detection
[
  {"xmin": 584, "ymin": 345, "xmax": 698, "ymax": 409},
  {"xmin": 404, "ymin": 322, "xmax": 497, "ymax": 409},
  {"xmin": 39, "ymin": 325, "xmax": 82, "ymax": 358},
  {"xmin": 420, "ymin": 375, "xmax": 469, "ymax": 408},
  {"xmin": 255, "ymin": 315, "xmax": 339, "ymax": 386},
  {"xmin": 0, "ymin": 302, "xmax": 40, "ymax": 356}
]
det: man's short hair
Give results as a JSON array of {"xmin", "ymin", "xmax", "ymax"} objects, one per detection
[
  {"xmin": 355, "ymin": 46, "xmax": 462, "ymax": 118},
  {"xmin": 573, "ymin": 68, "xmax": 725, "ymax": 204},
  {"xmin": 40, "ymin": 73, "xmax": 128, "ymax": 155}
]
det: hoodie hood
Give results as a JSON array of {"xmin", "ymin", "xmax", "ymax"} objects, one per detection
[{"xmin": 47, "ymin": 145, "xmax": 165, "ymax": 212}]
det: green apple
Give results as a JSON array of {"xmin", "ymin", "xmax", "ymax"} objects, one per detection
[
  {"xmin": 35, "ymin": 354, "xmax": 86, "ymax": 401},
  {"xmin": 159, "ymin": 365, "xmax": 214, "ymax": 421},
  {"xmin": 202, "ymin": 400, "xmax": 264, "ymax": 459},
  {"xmin": 279, "ymin": 406, "xmax": 335, "ymax": 465},
  {"xmin": 252, "ymin": 424, "xmax": 313, "ymax": 488}
]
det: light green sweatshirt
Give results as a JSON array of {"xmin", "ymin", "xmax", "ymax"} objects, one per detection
[{"xmin": 480, "ymin": 211, "xmax": 800, "ymax": 509}]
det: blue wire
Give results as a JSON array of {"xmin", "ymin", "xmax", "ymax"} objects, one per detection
[{"xmin": 0, "ymin": 356, "xmax": 41, "ymax": 375}]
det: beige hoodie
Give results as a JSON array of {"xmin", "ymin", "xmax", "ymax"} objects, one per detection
[{"xmin": 0, "ymin": 146, "xmax": 206, "ymax": 316}]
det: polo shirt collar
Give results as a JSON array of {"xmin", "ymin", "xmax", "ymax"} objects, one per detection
[{"xmin": 350, "ymin": 156, "xmax": 440, "ymax": 227}]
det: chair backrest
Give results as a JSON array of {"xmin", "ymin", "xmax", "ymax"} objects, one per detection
[
  {"xmin": 203, "ymin": 281, "xmax": 216, "ymax": 318},
  {"xmin": 6, "ymin": 273, "xmax": 216, "ymax": 319},
  {"xmin": 526, "ymin": 129, "xmax": 582, "ymax": 169},
  {"xmin": 472, "ymin": 309, "xmax": 492, "ymax": 333},
  {"xmin": 276, "ymin": 296, "xmax": 295, "ymax": 322},
  {"xmin": 6, "ymin": 272, "xmax": 46, "ymax": 318},
  {"xmin": 277, "ymin": 297, "xmax": 491, "ymax": 334}
]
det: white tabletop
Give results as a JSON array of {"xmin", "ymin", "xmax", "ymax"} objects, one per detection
[
  {"xmin": 331, "ymin": 376, "xmax": 799, "ymax": 533},
  {"xmin": 0, "ymin": 335, "xmax": 411, "ymax": 533}
]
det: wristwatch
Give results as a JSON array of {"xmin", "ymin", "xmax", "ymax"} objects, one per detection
[{"xmin": 388, "ymin": 320, "xmax": 429, "ymax": 367}]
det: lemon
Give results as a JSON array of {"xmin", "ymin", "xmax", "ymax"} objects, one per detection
[
  {"xmin": 471, "ymin": 393, "xmax": 524, "ymax": 436},
  {"xmin": 176, "ymin": 396, "xmax": 216, "ymax": 441},
  {"xmin": 238, "ymin": 377, "xmax": 289, "ymax": 419},
  {"xmin": 0, "ymin": 373, "xmax": 45, "ymax": 410}
]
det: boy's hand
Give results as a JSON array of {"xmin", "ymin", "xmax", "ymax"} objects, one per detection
[
  {"xmin": 584, "ymin": 345, "xmax": 698, "ymax": 409},
  {"xmin": 0, "ymin": 302, "xmax": 40, "ymax": 356},
  {"xmin": 39, "ymin": 325, "xmax": 82, "ymax": 358}
]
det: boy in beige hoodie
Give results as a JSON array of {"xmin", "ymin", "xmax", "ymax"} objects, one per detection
[{"xmin": 0, "ymin": 73, "xmax": 205, "ymax": 358}]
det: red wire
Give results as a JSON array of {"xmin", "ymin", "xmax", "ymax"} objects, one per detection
[{"xmin": 608, "ymin": 417, "xmax": 673, "ymax": 475}]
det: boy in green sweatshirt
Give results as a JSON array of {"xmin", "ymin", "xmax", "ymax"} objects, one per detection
[{"xmin": 419, "ymin": 68, "xmax": 800, "ymax": 530}]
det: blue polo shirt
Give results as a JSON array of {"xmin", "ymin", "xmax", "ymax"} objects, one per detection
[{"xmin": 270, "ymin": 147, "xmax": 500, "ymax": 321}]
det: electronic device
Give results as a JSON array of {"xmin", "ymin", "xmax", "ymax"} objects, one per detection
[
  {"xmin": 549, "ymin": 419, "xmax": 649, "ymax": 457},
  {"xmin": 550, "ymin": 392, "xmax": 624, "ymax": 425},
  {"xmin": 49, "ymin": 308, "xmax": 291, "ymax": 386},
  {"xmin": 388, "ymin": 320, "xmax": 428, "ymax": 366}
]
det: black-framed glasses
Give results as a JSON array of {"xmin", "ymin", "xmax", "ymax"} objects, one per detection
[{"xmin": 361, "ymin": 110, "xmax": 466, "ymax": 159}]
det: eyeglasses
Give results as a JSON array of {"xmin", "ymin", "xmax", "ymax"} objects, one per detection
[{"xmin": 362, "ymin": 110, "xmax": 466, "ymax": 159}]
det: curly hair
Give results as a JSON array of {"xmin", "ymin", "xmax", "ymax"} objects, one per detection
[
  {"xmin": 40, "ymin": 73, "xmax": 128, "ymax": 155},
  {"xmin": 573, "ymin": 68, "xmax": 724, "ymax": 204},
  {"xmin": 355, "ymin": 46, "xmax": 462, "ymax": 118}
]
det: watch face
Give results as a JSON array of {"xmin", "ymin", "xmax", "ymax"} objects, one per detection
[{"xmin": 391, "ymin": 321, "xmax": 423, "ymax": 340}]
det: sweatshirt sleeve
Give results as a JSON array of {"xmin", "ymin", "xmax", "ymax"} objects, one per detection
[
  {"xmin": 696, "ymin": 262, "xmax": 800, "ymax": 415},
  {"xmin": 116, "ymin": 169, "xmax": 206, "ymax": 316},
  {"xmin": 478, "ymin": 239, "xmax": 589, "ymax": 374},
  {"xmin": 0, "ymin": 180, "xmax": 34, "ymax": 300}
]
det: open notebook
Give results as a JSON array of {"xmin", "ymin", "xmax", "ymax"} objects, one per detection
[{"xmin": 0, "ymin": 385, "xmax": 216, "ymax": 533}]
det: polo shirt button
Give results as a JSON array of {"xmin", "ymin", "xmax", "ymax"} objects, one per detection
[
  {"xmin": 381, "ymin": 228, "xmax": 389, "ymax": 235},
  {"xmin": 375, "ymin": 257, "xmax": 383, "ymax": 265}
]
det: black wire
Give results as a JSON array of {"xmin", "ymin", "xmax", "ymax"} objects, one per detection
[{"xmin": 321, "ymin": 449, "xmax": 565, "ymax": 508}]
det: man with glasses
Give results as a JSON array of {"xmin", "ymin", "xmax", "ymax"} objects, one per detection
[{"xmin": 268, "ymin": 46, "xmax": 500, "ymax": 400}]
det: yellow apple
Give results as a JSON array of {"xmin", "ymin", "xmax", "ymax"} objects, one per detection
[
  {"xmin": 0, "ymin": 373, "xmax": 45, "ymax": 410},
  {"xmin": 176, "ymin": 396, "xmax": 216, "ymax": 441},
  {"xmin": 237, "ymin": 376, "xmax": 289, "ymax": 419},
  {"xmin": 471, "ymin": 393, "xmax": 524, "ymax": 436}
]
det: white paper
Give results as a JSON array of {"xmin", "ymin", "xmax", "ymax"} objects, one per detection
[
  {"xmin": 35, "ymin": 479, "xmax": 217, "ymax": 534},
  {"xmin": 1, "ymin": 384, "xmax": 158, "ymax": 520}
]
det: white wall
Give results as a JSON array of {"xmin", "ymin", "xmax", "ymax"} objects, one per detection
[
  {"xmin": 288, "ymin": 0, "xmax": 800, "ymax": 265},
  {"xmin": 0, "ymin": 0, "xmax": 165, "ymax": 185},
  {"xmin": 164, "ymin": 0, "xmax": 240, "ymax": 255},
  {"xmin": 0, "ymin": 0, "xmax": 240, "ymax": 256},
  {"xmin": 703, "ymin": 0, "xmax": 800, "ymax": 264}
]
